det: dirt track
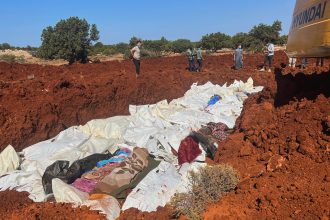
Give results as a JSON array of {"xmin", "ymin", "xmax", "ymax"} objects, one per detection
[{"xmin": 0, "ymin": 52, "xmax": 329, "ymax": 219}]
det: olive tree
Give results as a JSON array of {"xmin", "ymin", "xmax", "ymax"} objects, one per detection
[{"xmin": 38, "ymin": 17, "xmax": 99, "ymax": 64}]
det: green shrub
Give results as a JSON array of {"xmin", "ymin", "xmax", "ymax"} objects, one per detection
[
  {"xmin": 0, "ymin": 43, "xmax": 11, "ymax": 50},
  {"xmin": 123, "ymin": 50, "xmax": 132, "ymax": 59},
  {"xmin": 200, "ymin": 32, "xmax": 233, "ymax": 51},
  {"xmin": 102, "ymin": 48, "xmax": 115, "ymax": 56},
  {"xmin": 112, "ymin": 43, "xmax": 130, "ymax": 55},
  {"xmin": 85, "ymin": 20, "xmax": 287, "ymax": 58},
  {"xmin": 141, "ymin": 49, "xmax": 162, "ymax": 58},
  {"xmin": 171, "ymin": 164, "xmax": 239, "ymax": 220},
  {"xmin": 203, "ymin": 21, "xmax": 285, "ymax": 53},
  {"xmin": 249, "ymin": 20, "xmax": 282, "ymax": 44},
  {"xmin": 170, "ymin": 39, "xmax": 193, "ymax": 53},
  {"xmin": 276, "ymin": 35, "xmax": 288, "ymax": 45},
  {"xmin": 0, "ymin": 55, "xmax": 25, "ymax": 63},
  {"xmin": 123, "ymin": 48, "xmax": 161, "ymax": 59},
  {"xmin": 142, "ymin": 37, "xmax": 170, "ymax": 52}
]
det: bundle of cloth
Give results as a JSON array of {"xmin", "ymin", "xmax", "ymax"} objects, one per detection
[
  {"xmin": 42, "ymin": 152, "xmax": 114, "ymax": 194},
  {"xmin": 72, "ymin": 148, "xmax": 132, "ymax": 194},
  {"xmin": 42, "ymin": 147, "xmax": 161, "ymax": 200},
  {"xmin": 189, "ymin": 122, "xmax": 231, "ymax": 160}
]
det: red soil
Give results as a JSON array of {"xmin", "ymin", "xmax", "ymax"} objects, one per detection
[
  {"xmin": 205, "ymin": 68, "xmax": 330, "ymax": 219},
  {"xmin": 0, "ymin": 51, "xmax": 329, "ymax": 219},
  {"xmin": 0, "ymin": 190, "xmax": 106, "ymax": 220}
]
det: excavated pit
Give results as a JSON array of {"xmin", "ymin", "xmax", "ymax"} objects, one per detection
[{"xmin": 0, "ymin": 52, "xmax": 329, "ymax": 219}]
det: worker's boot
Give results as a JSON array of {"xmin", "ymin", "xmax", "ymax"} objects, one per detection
[{"xmin": 259, "ymin": 67, "xmax": 265, "ymax": 72}]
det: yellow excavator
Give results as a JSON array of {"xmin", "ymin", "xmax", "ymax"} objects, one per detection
[{"xmin": 286, "ymin": 0, "xmax": 330, "ymax": 58}]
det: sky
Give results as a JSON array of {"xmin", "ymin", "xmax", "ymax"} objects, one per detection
[{"xmin": 0, "ymin": 0, "xmax": 296, "ymax": 47}]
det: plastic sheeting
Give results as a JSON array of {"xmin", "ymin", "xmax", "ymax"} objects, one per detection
[
  {"xmin": 0, "ymin": 128, "xmax": 120, "ymax": 202},
  {"xmin": 85, "ymin": 194, "xmax": 121, "ymax": 220},
  {"xmin": 53, "ymin": 178, "xmax": 89, "ymax": 204},
  {"xmin": 122, "ymin": 161, "xmax": 205, "ymax": 212},
  {"xmin": 42, "ymin": 153, "xmax": 112, "ymax": 194},
  {"xmin": 0, "ymin": 145, "xmax": 19, "ymax": 176},
  {"xmin": 53, "ymin": 178, "xmax": 120, "ymax": 220},
  {"xmin": 0, "ymin": 79, "xmax": 263, "ymax": 216}
]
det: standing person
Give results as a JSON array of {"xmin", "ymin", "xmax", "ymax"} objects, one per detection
[
  {"xmin": 196, "ymin": 47, "xmax": 203, "ymax": 72},
  {"xmin": 260, "ymin": 41, "xmax": 275, "ymax": 72},
  {"xmin": 186, "ymin": 48, "xmax": 195, "ymax": 72},
  {"xmin": 301, "ymin": 58, "xmax": 308, "ymax": 69},
  {"xmin": 131, "ymin": 40, "xmax": 142, "ymax": 78},
  {"xmin": 316, "ymin": 57, "xmax": 324, "ymax": 67},
  {"xmin": 234, "ymin": 44, "xmax": 243, "ymax": 70},
  {"xmin": 288, "ymin": 57, "xmax": 297, "ymax": 68}
]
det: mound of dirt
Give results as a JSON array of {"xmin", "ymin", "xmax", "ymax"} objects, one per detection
[
  {"xmin": 0, "ymin": 190, "xmax": 105, "ymax": 220},
  {"xmin": 0, "ymin": 51, "xmax": 329, "ymax": 219},
  {"xmin": 205, "ymin": 71, "xmax": 330, "ymax": 219}
]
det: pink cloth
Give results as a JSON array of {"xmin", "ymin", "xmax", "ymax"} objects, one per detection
[{"xmin": 72, "ymin": 178, "xmax": 98, "ymax": 193}]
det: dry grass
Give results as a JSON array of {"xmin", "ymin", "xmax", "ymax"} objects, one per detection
[
  {"xmin": 171, "ymin": 164, "xmax": 239, "ymax": 220},
  {"xmin": 0, "ymin": 54, "xmax": 25, "ymax": 63},
  {"xmin": 0, "ymin": 49, "xmax": 67, "ymax": 65}
]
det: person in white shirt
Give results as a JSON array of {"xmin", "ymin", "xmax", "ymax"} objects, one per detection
[
  {"xmin": 288, "ymin": 57, "xmax": 297, "ymax": 68},
  {"xmin": 131, "ymin": 40, "xmax": 142, "ymax": 78},
  {"xmin": 260, "ymin": 40, "xmax": 274, "ymax": 72}
]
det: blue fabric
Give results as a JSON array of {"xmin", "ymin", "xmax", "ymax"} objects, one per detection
[
  {"xmin": 207, "ymin": 95, "xmax": 220, "ymax": 107},
  {"xmin": 115, "ymin": 150, "xmax": 130, "ymax": 157},
  {"xmin": 96, "ymin": 148, "xmax": 131, "ymax": 168},
  {"xmin": 96, "ymin": 157, "xmax": 126, "ymax": 168}
]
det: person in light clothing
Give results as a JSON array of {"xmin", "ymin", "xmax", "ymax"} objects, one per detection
[
  {"xmin": 131, "ymin": 40, "xmax": 142, "ymax": 78},
  {"xmin": 260, "ymin": 41, "xmax": 274, "ymax": 72},
  {"xmin": 196, "ymin": 47, "xmax": 203, "ymax": 72},
  {"xmin": 288, "ymin": 57, "xmax": 297, "ymax": 68}
]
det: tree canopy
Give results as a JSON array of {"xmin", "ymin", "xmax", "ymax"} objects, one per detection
[
  {"xmin": 170, "ymin": 39, "xmax": 193, "ymax": 53},
  {"xmin": 37, "ymin": 18, "xmax": 287, "ymax": 61},
  {"xmin": 200, "ymin": 32, "xmax": 232, "ymax": 51},
  {"xmin": 249, "ymin": 20, "xmax": 282, "ymax": 44},
  {"xmin": 38, "ymin": 17, "xmax": 99, "ymax": 64}
]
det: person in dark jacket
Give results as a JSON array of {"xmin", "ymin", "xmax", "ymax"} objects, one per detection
[{"xmin": 186, "ymin": 48, "xmax": 195, "ymax": 72}]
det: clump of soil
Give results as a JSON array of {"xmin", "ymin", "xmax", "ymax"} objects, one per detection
[{"xmin": 118, "ymin": 206, "xmax": 176, "ymax": 220}]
